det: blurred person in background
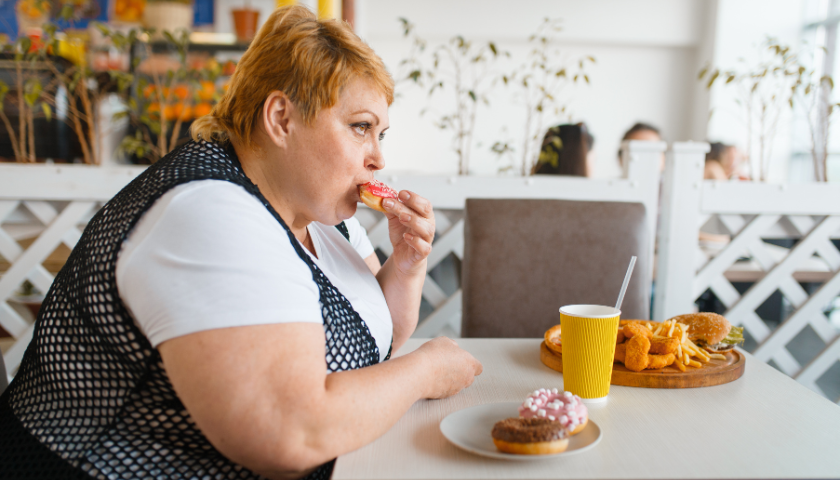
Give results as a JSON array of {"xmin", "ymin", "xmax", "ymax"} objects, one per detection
[
  {"xmin": 618, "ymin": 122, "xmax": 664, "ymax": 172},
  {"xmin": 705, "ymin": 141, "xmax": 747, "ymax": 180},
  {"xmin": 532, "ymin": 122, "xmax": 595, "ymax": 176}
]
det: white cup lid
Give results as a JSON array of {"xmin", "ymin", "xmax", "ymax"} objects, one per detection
[{"xmin": 559, "ymin": 305, "xmax": 620, "ymax": 318}]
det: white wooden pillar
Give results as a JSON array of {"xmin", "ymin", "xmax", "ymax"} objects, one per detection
[
  {"xmin": 653, "ymin": 142, "xmax": 709, "ymax": 321},
  {"xmin": 621, "ymin": 140, "xmax": 667, "ymax": 301}
]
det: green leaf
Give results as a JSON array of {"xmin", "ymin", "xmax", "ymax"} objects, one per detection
[
  {"xmin": 60, "ymin": 4, "xmax": 74, "ymax": 21},
  {"xmin": 583, "ymin": 74, "xmax": 589, "ymax": 84},
  {"xmin": 19, "ymin": 37, "xmax": 32, "ymax": 54},
  {"xmin": 41, "ymin": 103, "xmax": 52, "ymax": 122},
  {"xmin": 706, "ymin": 70, "xmax": 719, "ymax": 88},
  {"xmin": 93, "ymin": 22, "xmax": 111, "ymax": 36},
  {"xmin": 587, "ymin": 55, "xmax": 596, "ymax": 63},
  {"xmin": 725, "ymin": 75, "xmax": 735, "ymax": 84},
  {"xmin": 408, "ymin": 70, "xmax": 421, "ymax": 82},
  {"xmin": 489, "ymin": 42, "xmax": 497, "ymax": 55},
  {"xmin": 698, "ymin": 66, "xmax": 708, "ymax": 79},
  {"xmin": 468, "ymin": 90, "xmax": 477, "ymax": 102},
  {"xmin": 24, "ymin": 92, "xmax": 38, "ymax": 106}
]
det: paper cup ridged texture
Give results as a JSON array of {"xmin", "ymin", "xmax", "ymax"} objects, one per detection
[{"xmin": 560, "ymin": 307, "xmax": 619, "ymax": 400}]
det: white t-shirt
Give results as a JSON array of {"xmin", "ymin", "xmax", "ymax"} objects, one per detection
[{"xmin": 116, "ymin": 180, "xmax": 392, "ymax": 362}]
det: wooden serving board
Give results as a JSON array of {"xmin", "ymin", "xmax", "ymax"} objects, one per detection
[{"xmin": 539, "ymin": 341, "xmax": 745, "ymax": 389}]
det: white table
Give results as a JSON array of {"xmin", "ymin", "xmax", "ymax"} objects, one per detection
[{"xmin": 333, "ymin": 338, "xmax": 840, "ymax": 479}]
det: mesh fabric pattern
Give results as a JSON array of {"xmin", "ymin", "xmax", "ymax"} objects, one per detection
[{"xmin": 0, "ymin": 140, "xmax": 381, "ymax": 479}]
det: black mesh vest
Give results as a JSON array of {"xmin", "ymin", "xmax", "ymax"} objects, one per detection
[{"xmin": 0, "ymin": 140, "xmax": 384, "ymax": 479}]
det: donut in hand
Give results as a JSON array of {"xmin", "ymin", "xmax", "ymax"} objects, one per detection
[{"xmin": 359, "ymin": 180, "xmax": 398, "ymax": 213}]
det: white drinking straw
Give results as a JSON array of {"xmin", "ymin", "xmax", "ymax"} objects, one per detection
[{"xmin": 615, "ymin": 256, "xmax": 637, "ymax": 311}]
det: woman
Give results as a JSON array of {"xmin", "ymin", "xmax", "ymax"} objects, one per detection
[
  {"xmin": 705, "ymin": 142, "xmax": 746, "ymax": 180},
  {"xmin": 0, "ymin": 6, "xmax": 482, "ymax": 480},
  {"xmin": 618, "ymin": 122, "xmax": 663, "ymax": 172},
  {"xmin": 532, "ymin": 122, "xmax": 595, "ymax": 176}
]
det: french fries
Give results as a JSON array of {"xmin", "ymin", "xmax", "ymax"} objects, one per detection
[{"xmin": 610, "ymin": 318, "xmax": 730, "ymax": 372}]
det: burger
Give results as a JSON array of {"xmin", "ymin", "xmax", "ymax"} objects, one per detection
[{"xmin": 669, "ymin": 312, "xmax": 744, "ymax": 353}]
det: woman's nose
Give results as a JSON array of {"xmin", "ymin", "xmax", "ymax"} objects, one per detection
[{"xmin": 367, "ymin": 141, "xmax": 385, "ymax": 171}]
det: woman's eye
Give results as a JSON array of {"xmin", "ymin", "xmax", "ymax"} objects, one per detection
[
  {"xmin": 378, "ymin": 132, "xmax": 386, "ymax": 142},
  {"xmin": 353, "ymin": 123, "xmax": 370, "ymax": 135}
]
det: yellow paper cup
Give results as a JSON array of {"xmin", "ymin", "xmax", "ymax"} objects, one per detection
[{"xmin": 559, "ymin": 305, "xmax": 620, "ymax": 403}]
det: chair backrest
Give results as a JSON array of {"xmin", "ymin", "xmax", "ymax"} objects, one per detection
[
  {"xmin": 460, "ymin": 198, "xmax": 650, "ymax": 338},
  {"xmin": 0, "ymin": 352, "xmax": 8, "ymax": 395}
]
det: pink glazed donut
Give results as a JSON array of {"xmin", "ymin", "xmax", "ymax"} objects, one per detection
[{"xmin": 518, "ymin": 388, "xmax": 589, "ymax": 435}]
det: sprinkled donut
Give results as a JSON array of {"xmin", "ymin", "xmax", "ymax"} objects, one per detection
[{"xmin": 518, "ymin": 388, "xmax": 589, "ymax": 435}]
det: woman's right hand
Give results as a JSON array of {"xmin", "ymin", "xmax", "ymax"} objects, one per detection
[{"xmin": 416, "ymin": 337, "xmax": 483, "ymax": 399}]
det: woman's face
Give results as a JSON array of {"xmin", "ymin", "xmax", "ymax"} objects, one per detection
[{"xmin": 281, "ymin": 78, "xmax": 389, "ymax": 226}]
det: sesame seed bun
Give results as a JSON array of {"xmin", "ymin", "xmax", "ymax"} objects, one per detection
[{"xmin": 668, "ymin": 312, "xmax": 732, "ymax": 346}]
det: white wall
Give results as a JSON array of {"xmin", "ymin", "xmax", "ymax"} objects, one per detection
[{"xmin": 358, "ymin": 0, "xmax": 709, "ymax": 178}]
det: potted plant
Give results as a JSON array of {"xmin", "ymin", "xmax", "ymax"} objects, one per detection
[
  {"xmin": 232, "ymin": 0, "xmax": 260, "ymax": 43},
  {"xmin": 143, "ymin": 0, "xmax": 193, "ymax": 35},
  {"xmin": 16, "ymin": 0, "xmax": 51, "ymax": 36}
]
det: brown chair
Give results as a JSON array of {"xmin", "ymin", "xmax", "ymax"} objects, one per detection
[
  {"xmin": 461, "ymin": 199, "xmax": 650, "ymax": 338},
  {"xmin": 0, "ymin": 352, "xmax": 7, "ymax": 395}
]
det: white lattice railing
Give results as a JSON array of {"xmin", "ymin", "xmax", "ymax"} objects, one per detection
[
  {"xmin": 0, "ymin": 140, "xmax": 664, "ymax": 379},
  {"xmin": 0, "ymin": 164, "xmax": 147, "ymax": 379},
  {"xmin": 655, "ymin": 143, "xmax": 840, "ymax": 403}
]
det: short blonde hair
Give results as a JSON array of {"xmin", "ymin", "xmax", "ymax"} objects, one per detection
[{"xmin": 191, "ymin": 5, "xmax": 394, "ymax": 145}]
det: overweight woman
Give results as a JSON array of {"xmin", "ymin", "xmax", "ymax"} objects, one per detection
[{"xmin": 0, "ymin": 6, "xmax": 482, "ymax": 479}]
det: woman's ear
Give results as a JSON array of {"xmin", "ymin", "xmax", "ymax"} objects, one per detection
[{"xmin": 262, "ymin": 91, "xmax": 293, "ymax": 148}]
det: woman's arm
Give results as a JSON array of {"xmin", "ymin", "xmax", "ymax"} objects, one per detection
[
  {"xmin": 375, "ymin": 190, "xmax": 435, "ymax": 353},
  {"xmin": 363, "ymin": 252, "xmax": 381, "ymax": 276},
  {"xmin": 158, "ymin": 323, "xmax": 481, "ymax": 480}
]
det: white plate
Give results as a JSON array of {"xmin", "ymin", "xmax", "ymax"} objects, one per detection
[{"xmin": 439, "ymin": 402, "xmax": 602, "ymax": 461}]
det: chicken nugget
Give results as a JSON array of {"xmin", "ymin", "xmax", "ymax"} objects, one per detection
[
  {"xmin": 645, "ymin": 353, "xmax": 676, "ymax": 370},
  {"xmin": 649, "ymin": 335, "xmax": 679, "ymax": 355},
  {"xmin": 620, "ymin": 319, "xmax": 650, "ymax": 327},
  {"xmin": 623, "ymin": 323, "xmax": 653, "ymax": 341},
  {"xmin": 616, "ymin": 330, "xmax": 626, "ymax": 345},
  {"xmin": 624, "ymin": 335, "xmax": 650, "ymax": 372},
  {"xmin": 614, "ymin": 343, "xmax": 626, "ymax": 363}
]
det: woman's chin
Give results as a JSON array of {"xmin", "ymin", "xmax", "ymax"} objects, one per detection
[{"xmin": 334, "ymin": 202, "xmax": 358, "ymax": 223}]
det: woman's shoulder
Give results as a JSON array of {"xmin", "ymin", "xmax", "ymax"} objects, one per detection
[
  {"xmin": 161, "ymin": 179, "xmax": 266, "ymax": 217},
  {"xmin": 127, "ymin": 179, "xmax": 291, "ymax": 255}
]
